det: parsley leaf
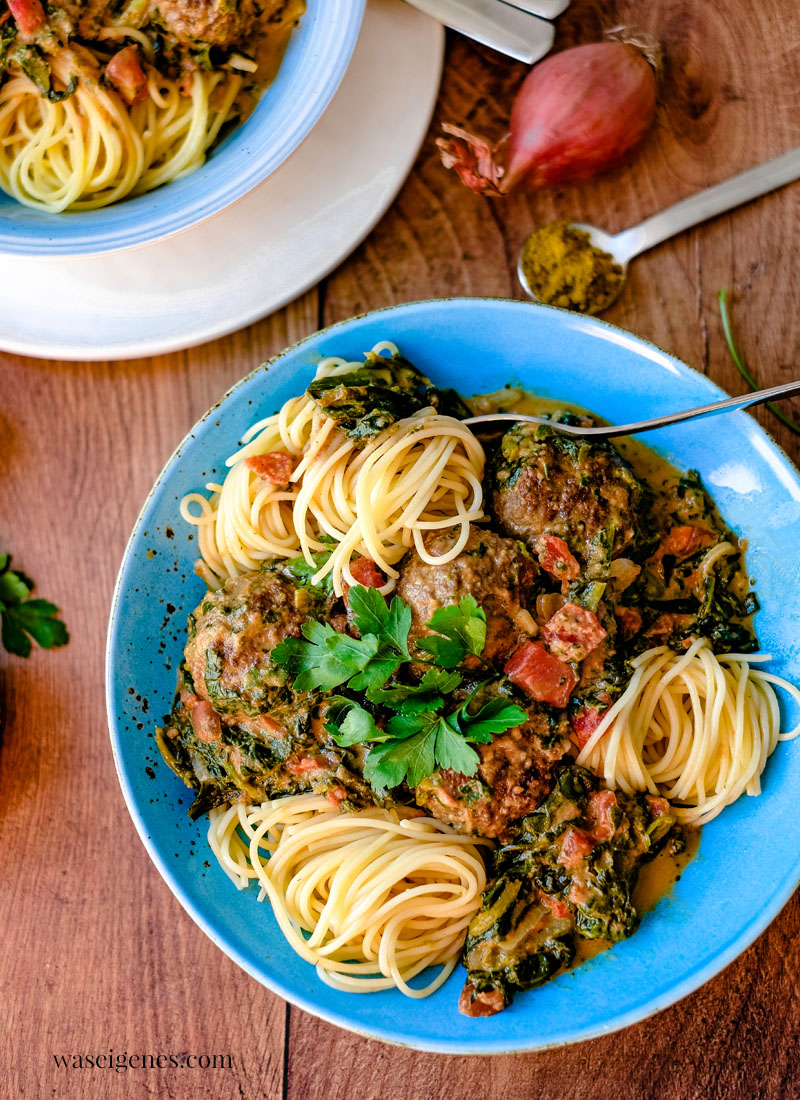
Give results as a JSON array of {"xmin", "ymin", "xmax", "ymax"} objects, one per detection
[
  {"xmin": 417, "ymin": 595, "xmax": 487, "ymax": 667},
  {"xmin": 433, "ymin": 719, "xmax": 482, "ymax": 775},
  {"xmin": 367, "ymin": 667, "xmax": 462, "ymax": 712},
  {"xmin": 363, "ymin": 709, "xmax": 481, "ymax": 789},
  {"xmin": 453, "ymin": 697, "xmax": 529, "ymax": 743},
  {"xmin": 363, "ymin": 695, "xmax": 527, "ymax": 789},
  {"xmin": 347, "ymin": 652, "xmax": 403, "ymax": 692},
  {"xmin": 280, "ymin": 551, "xmax": 334, "ymax": 596},
  {"xmin": 349, "ymin": 586, "xmax": 411, "ymax": 658},
  {"xmin": 272, "ymin": 621, "xmax": 380, "ymax": 691},
  {"xmin": 364, "ymin": 728, "xmax": 437, "ymax": 789},
  {"xmin": 272, "ymin": 584, "xmax": 411, "ymax": 693},
  {"xmin": 325, "ymin": 700, "xmax": 388, "ymax": 746},
  {"xmin": 0, "ymin": 555, "xmax": 69, "ymax": 658},
  {"xmin": 270, "ymin": 585, "xmax": 524, "ymax": 792}
]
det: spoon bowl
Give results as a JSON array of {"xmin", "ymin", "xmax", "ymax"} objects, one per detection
[{"xmin": 517, "ymin": 220, "xmax": 629, "ymax": 312}]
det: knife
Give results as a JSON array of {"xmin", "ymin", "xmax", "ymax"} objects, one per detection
[
  {"xmin": 505, "ymin": 0, "xmax": 569, "ymax": 18},
  {"xmin": 404, "ymin": 0, "xmax": 555, "ymax": 64}
]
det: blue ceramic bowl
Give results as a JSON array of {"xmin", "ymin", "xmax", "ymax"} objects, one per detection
[
  {"xmin": 0, "ymin": 0, "xmax": 364, "ymax": 258},
  {"xmin": 106, "ymin": 299, "xmax": 800, "ymax": 1053}
]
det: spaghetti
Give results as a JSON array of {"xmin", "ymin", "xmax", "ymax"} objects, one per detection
[
  {"xmin": 0, "ymin": 0, "xmax": 303, "ymax": 211},
  {"xmin": 0, "ymin": 67, "xmax": 241, "ymax": 212},
  {"xmin": 208, "ymin": 794, "xmax": 490, "ymax": 997},
  {"xmin": 180, "ymin": 345, "xmax": 487, "ymax": 596},
  {"xmin": 575, "ymin": 638, "xmax": 800, "ymax": 825}
]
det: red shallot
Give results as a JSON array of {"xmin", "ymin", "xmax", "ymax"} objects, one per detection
[{"xmin": 438, "ymin": 41, "xmax": 657, "ymax": 197}]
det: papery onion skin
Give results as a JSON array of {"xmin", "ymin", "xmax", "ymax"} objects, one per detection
[{"xmin": 438, "ymin": 42, "xmax": 657, "ymax": 197}]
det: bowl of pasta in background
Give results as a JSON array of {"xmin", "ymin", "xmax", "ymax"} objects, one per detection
[
  {"xmin": 0, "ymin": 0, "xmax": 364, "ymax": 258},
  {"xmin": 106, "ymin": 298, "xmax": 800, "ymax": 1053}
]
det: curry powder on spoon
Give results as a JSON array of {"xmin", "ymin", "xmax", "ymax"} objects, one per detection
[{"xmin": 520, "ymin": 221, "xmax": 625, "ymax": 314}]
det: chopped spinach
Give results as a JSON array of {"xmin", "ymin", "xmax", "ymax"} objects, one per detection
[
  {"xmin": 461, "ymin": 764, "xmax": 678, "ymax": 1009},
  {"xmin": 307, "ymin": 353, "xmax": 470, "ymax": 442}
]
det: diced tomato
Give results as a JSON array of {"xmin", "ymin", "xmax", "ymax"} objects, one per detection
[
  {"xmin": 105, "ymin": 45, "xmax": 148, "ymax": 105},
  {"xmin": 664, "ymin": 525, "xmax": 714, "ymax": 559},
  {"xmin": 189, "ymin": 699, "xmax": 221, "ymax": 744},
  {"xmin": 244, "ymin": 450, "xmax": 294, "ymax": 487},
  {"xmin": 644, "ymin": 612, "xmax": 694, "ymax": 642},
  {"xmin": 458, "ymin": 983, "xmax": 506, "ymax": 1018},
  {"xmin": 535, "ymin": 534, "xmax": 581, "ymax": 581},
  {"xmin": 646, "ymin": 795, "xmax": 670, "ymax": 818},
  {"xmin": 568, "ymin": 881, "xmax": 591, "ymax": 906},
  {"xmin": 542, "ymin": 602, "xmax": 607, "ymax": 662},
  {"xmin": 539, "ymin": 892, "xmax": 570, "ymax": 920},
  {"xmin": 505, "ymin": 641, "xmax": 578, "ymax": 709},
  {"xmin": 286, "ymin": 755, "xmax": 326, "ymax": 775},
  {"xmin": 349, "ymin": 557, "xmax": 385, "ymax": 589},
  {"xmin": 7, "ymin": 0, "xmax": 46, "ymax": 38},
  {"xmin": 586, "ymin": 789, "xmax": 618, "ymax": 841},
  {"xmin": 557, "ymin": 827, "xmax": 595, "ymax": 869},
  {"xmin": 615, "ymin": 605, "xmax": 642, "ymax": 639},
  {"xmin": 571, "ymin": 706, "xmax": 604, "ymax": 749},
  {"xmin": 326, "ymin": 786, "xmax": 347, "ymax": 807}
]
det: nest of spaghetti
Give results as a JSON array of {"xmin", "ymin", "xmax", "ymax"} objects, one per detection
[
  {"xmin": 156, "ymin": 345, "xmax": 799, "ymax": 1017},
  {"xmin": 0, "ymin": 0, "xmax": 304, "ymax": 211}
]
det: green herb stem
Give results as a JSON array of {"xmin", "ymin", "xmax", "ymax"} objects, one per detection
[{"xmin": 718, "ymin": 288, "xmax": 800, "ymax": 436}]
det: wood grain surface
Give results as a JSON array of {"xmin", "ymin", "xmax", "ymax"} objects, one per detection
[{"xmin": 2, "ymin": 1, "xmax": 800, "ymax": 1097}]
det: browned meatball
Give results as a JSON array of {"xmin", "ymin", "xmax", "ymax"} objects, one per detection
[
  {"xmin": 491, "ymin": 424, "xmax": 643, "ymax": 576},
  {"xmin": 153, "ymin": 0, "xmax": 262, "ymax": 48},
  {"xmin": 396, "ymin": 525, "xmax": 539, "ymax": 669},
  {"xmin": 415, "ymin": 702, "xmax": 571, "ymax": 840},
  {"xmin": 185, "ymin": 565, "xmax": 328, "ymax": 720}
]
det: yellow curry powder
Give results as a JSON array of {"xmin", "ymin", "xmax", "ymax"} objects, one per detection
[{"xmin": 520, "ymin": 221, "xmax": 625, "ymax": 314}]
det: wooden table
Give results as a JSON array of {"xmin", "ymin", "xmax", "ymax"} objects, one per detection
[{"xmin": 2, "ymin": 1, "xmax": 799, "ymax": 1096}]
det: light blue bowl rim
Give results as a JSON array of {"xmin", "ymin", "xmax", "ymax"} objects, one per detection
[
  {"xmin": 106, "ymin": 297, "xmax": 800, "ymax": 1054},
  {"xmin": 0, "ymin": 0, "xmax": 364, "ymax": 258}
]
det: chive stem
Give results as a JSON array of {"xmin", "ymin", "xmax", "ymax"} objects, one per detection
[{"xmin": 718, "ymin": 288, "xmax": 800, "ymax": 436}]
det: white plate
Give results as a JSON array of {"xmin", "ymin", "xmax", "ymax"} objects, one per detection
[{"xmin": 0, "ymin": 0, "xmax": 443, "ymax": 361}]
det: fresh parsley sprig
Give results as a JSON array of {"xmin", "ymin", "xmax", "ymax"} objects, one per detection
[
  {"xmin": 0, "ymin": 553, "xmax": 69, "ymax": 658},
  {"xmin": 272, "ymin": 587, "xmax": 488, "ymax": 695},
  {"xmin": 325, "ymin": 688, "xmax": 527, "ymax": 790},
  {"xmin": 274, "ymin": 585, "xmax": 527, "ymax": 790},
  {"xmin": 272, "ymin": 585, "xmax": 413, "ymax": 692}
]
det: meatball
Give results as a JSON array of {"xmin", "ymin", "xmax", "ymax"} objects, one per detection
[
  {"xmin": 185, "ymin": 565, "xmax": 328, "ymax": 720},
  {"xmin": 153, "ymin": 0, "xmax": 263, "ymax": 49},
  {"xmin": 491, "ymin": 424, "xmax": 644, "ymax": 576},
  {"xmin": 415, "ymin": 699, "xmax": 571, "ymax": 840},
  {"xmin": 396, "ymin": 526, "xmax": 539, "ymax": 669}
]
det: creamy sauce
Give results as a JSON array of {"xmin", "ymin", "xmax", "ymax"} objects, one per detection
[
  {"xmin": 569, "ymin": 828, "xmax": 700, "ymax": 969},
  {"xmin": 633, "ymin": 826, "xmax": 700, "ymax": 913}
]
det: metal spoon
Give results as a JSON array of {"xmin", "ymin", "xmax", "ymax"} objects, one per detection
[
  {"xmin": 462, "ymin": 377, "xmax": 800, "ymax": 439},
  {"xmin": 518, "ymin": 145, "xmax": 800, "ymax": 311}
]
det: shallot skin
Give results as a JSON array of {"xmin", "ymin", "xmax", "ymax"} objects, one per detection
[{"xmin": 438, "ymin": 42, "xmax": 657, "ymax": 197}]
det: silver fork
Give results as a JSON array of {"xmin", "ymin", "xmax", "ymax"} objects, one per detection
[{"xmin": 462, "ymin": 378, "xmax": 800, "ymax": 439}]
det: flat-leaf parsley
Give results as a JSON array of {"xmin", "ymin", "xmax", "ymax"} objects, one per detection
[
  {"xmin": 0, "ymin": 553, "xmax": 69, "ymax": 658},
  {"xmin": 273, "ymin": 585, "xmax": 527, "ymax": 791}
]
